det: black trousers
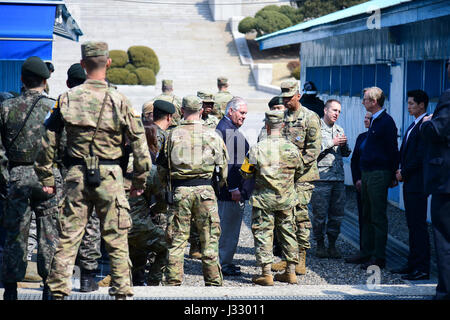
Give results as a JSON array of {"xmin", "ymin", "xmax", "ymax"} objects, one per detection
[
  {"xmin": 403, "ymin": 190, "xmax": 430, "ymax": 273},
  {"xmin": 431, "ymin": 193, "xmax": 450, "ymax": 300}
]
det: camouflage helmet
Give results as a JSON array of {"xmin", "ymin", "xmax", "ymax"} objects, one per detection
[
  {"xmin": 197, "ymin": 91, "xmax": 215, "ymax": 103},
  {"xmin": 182, "ymin": 95, "xmax": 202, "ymax": 111},
  {"xmin": 280, "ymin": 80, "xmax": 299, "ymax": 97},
  {"xmin": 264, "ymin": 110, "xmax": 285, "ymax": 126}
]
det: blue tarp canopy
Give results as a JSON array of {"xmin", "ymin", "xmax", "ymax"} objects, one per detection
[{"xmin": 0, "ymin": 3, "xmax": 56, "ymax": 60}]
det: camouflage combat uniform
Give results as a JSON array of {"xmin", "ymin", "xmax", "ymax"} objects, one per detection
[
  {"xmin": 202, "ymin": 114, "xmax": 219, "ymax": 129},
  {"xmin": 283, "ymin": 104, "xmax": 321, "ymax": 250},
  {"xmin": 241, "ymin": 134, "xmax": 303, "ymax": 266},
  {"xmin": 35, "ymin": 78, "xmax": 151, "ymax": 298},
  {"xmin": 311, "ymin": 118, "xmax": 351, "ymax": 242},
  {"xmin": 0, "ymin": 90, "xmax": 61, "ymax": 284},
  {"xmin": 213, "ymin": 90, "xmax": 232, "ymax": 119},
  {"xmin": 157, "ymin": 108, "xmax": 228, "ymax": 286},
  {"xmin": 152, "ymin": 93, "xmax": 182, "ymax": 127}
]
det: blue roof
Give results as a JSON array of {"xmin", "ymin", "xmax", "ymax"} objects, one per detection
[{"xmin": 256, "ymin": 0, "xmax": 413, "ymax": 42}]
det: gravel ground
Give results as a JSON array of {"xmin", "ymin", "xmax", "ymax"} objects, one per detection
[{"xmin": 180, "ymin": 186, "xmax": 435, "ymax": 287}]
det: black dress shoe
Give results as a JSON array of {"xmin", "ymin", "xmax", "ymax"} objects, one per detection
[
  {"xmin": 345, "ymin": 254, "xmax": 371, "ymax": 264},
  {"xmin": 360, "ymin": 258, "xmax": 386, "ymax": 270},
  {"xmin": 401, "ymin": 270, "xmax": 429, "ymax": 281},
  {"xmin": 390, "ymin": 265, "xmax": 412, "ymax": 274}
]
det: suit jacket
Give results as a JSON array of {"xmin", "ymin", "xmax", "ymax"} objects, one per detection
[
  {"xmin": 351, "ymin": 131, "xmax": 368, "ymax": 185},
  {"xmin": 400, "ymin": 115, "xmax": 427, "ymax": 193},
  {"xmin": 215, "ymin": 116, "xmax": 254, "ymax": 201},
  {"xmin": 421, "ymin": 89, "xmax": 450, "ymax": 195}
]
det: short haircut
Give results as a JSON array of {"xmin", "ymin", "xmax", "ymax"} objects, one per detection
[
  {"xmin": 363, "ymin": 87, "xmax": 385, "ymax": 107},
  {"xmin": 325, "ymin": 99, "xmax": 341, "ymax": 109},
  {"xmin": 407, "ymin": 89, "xmax": 429, "ymax": 110},
  {"xmin": 82, "ymin": 56, "xmax": 108, "ymax": 72},
  {"xmin": 225, "ymin": 96, "xmax": 246, "ymax": 114},
  {"xmin": 21, "ymin": 73, "xmax": 45, "ymax": 89},
  {"xmin": 153, "ymin": 107, "xmax": 170, "ymax": 121}
]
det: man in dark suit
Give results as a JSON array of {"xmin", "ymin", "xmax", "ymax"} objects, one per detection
[
  {"xmin": 420, "ymin": 58, "xmax": 450, "ymax": 300},
  {"xmin": 346, "ymin": 87, "xmax": 399, "ymax": 270},
  {"xmin": 393, "ymin": 90, "xmax": 430, "ymax": 280},
  {"xmin": 215, "ymin": 97, "xmax": 254, "ymax": 276}
]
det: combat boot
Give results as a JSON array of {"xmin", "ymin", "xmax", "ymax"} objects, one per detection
[
  {"xmin": 3, "ymin": 282, "xmax": 18, "ymax": 300},
  {"xmin": 42, "ymin": 283, "xmax": 51, "ymax": 300},
  {"xmin": 315, "ymin": 239, "xmax": 328, "ymax": 258},
  {"xmin": 252, "ymin": 264, "xmax": 274, "ymax": 286},
  {"xmin": 115, "ymin": 294, "xmax": 133, "ymax": 300},
  {"xmin": 271, "ymin": 260, "xmax": 287, "ymax": 272},
  {"xmin": 97, "ymin": 274, "xmax": 111, "ymax": 287},
  {"xmin": 295, "ymin": 249, "xmax": 307, "ymax": 275},
  {"xmin": 274, "ymin": 262, "xmax": 297, "ymax": 284},
  {"xmin": 80, "ymin": 268, "xmax": 99, "ymax": 292},
  {"xmin": 327, "ymin": 236, "xmax": 342, "ymax": 259},
  {"xmin": 132, "ymin": 269, "xmax": 146, "ymax": 286}
]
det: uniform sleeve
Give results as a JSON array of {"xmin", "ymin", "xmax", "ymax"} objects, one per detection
[
  {"xmin": 240, "ymin": 147, "xmax": 256, "ymax": 180},
  {"xmin": 216, "ymin": 134, "xmax": 229, "ymax": 187},
  {"xmin": 34, "ymin": 96, "xmax": 64, "ymax": 187},
  {"xmin": 123, "ymin": 98, "xmax": 152, "ymax": 190},
  {"xmin": 304, "ymin": 113, "xmax": 322, "ymax": 167},
  {"xmin": 294, "ymin": 150, "xmax": 305, "ymax": 183},
  {"xmin": 0, "ymin": 109, "xmax": 9, "ymax": 196}
]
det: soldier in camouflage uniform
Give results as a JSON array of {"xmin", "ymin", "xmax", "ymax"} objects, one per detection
[
  {"xmin": 34, "ymin": 41, "xmax": 151, "ymax": 300},
  {"xmin": 148, "ymin": 80, "xmax": 182, "ymax": 127},
  {"xmin": 213, "ymin": 77, "xmax": 233, "ymax": 120},
  {"xmin": 156, "ymin": 95, "xmax": 228, "ymax": 286},
  {"xmin": 198, "ymin": 91, "xmax": 219, "ymax": 129},
  {"xmin": 311, "ymin": 99, "xmax": 351, "ymax": 259},
  {"xmin": 241, "ymin": 110, "xmax": 303, "ymax": 286},
  {"xmin": 0, "ymin": 56, "xmax": 61, "ymax": 300},
  {"xmin": 63, "ymin": 63, "xmax": 102, "ymax": 293},
  {"xmin": 272, "ymin": 80, "xmax": 322, "ymax": 276}
]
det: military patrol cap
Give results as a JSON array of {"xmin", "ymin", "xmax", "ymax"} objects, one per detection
[
  {"xmin": 154, "ymin": 99, "xmax": 175, "ymax": 114},
  {"xmin": 67, "ymin": 63, "xmax": 86, "ymax": 81},
  {"xmin": 280, "ymin": 80, "xmax": 299, "ymax": 97},
  {"xmin": 81, "ymin": 41, "xmax": 109, "ymax": 59},
  {"xmin": 162, "ymin": 79, "xmax": 173, "ymax": 89},
  {"xmin": 268, "ymin": 96, "xmax": 283, "ymax": 108},
  {"xmin": 217, "ymin": 77, "xmax": 228, "ymax": 86},
  {"xmin": 264, "ymin": 110, "xmax": 285, "ymax": 125},
  {"xmin": 197, "ymin": 91, "xmax": 215, "ymax": 103},
  {"xmin": 182, "ymin": 95, "xmax": 202, "ymax": 111},
  {"xmin": 142, "ymin": 100, "xmax": 154, "ymax": 114},
  {"xmin": 21, "ymin": 56, "xmax": 50, "ymax": 79}
]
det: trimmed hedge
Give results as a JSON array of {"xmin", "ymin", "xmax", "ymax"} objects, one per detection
[
  {"xmin": 238, "ymin": 16, "xmax": 258, "ymax": 34},
  {"xmin": 109, "ymin": 50, "xmax": 128, "ymax": 68},
  {"xmin": 133, "ymin": 67, "xmax": 156, "ymax": 85},
  {"xmin": 255, "ymin": 10, "xmax": 292, "ymax": 35},
  {"xmin": 124, "ymin": 63, "xmax": 136, "ymax": 72},
  {"xmin": 128, "ymin": 46, "xmax": 160, "ymax": 75},
  {"xmin": 106, "ymin": 68, "xmax": 132, "ymax": 85},
  {"xmin": 291, "ymin": 66, "xmax": 300, "ymax": 80}
]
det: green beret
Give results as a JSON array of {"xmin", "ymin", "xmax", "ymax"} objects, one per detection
[
  {"xmin": 154, "ymin": 99, "xmax": 175, "ymax": 114},
  {"xmin": 268, "ymin": 96, "xmax": 283, "ymax": 108},
  {"xmin": 182, "ymin": 95, "xmax": 202, "ymax": 111},
  {"xmin": 81, "ymin": 41, "xmax": 109, "ymax": 59},
  {"xmin": 280, "ymin": 80, "xmax": 299, "ymax": 97},
  {"xmin": 265, "ymin": 110, "xmax": 285, "ymax": 126},
  {"xmin": 197, "ymin": 91, "xmax": 215, "ymax": 103},
  {"xmin": 67, "ymin": 63, "xmax": 86, "ymax": 81},
  {"xmin": 21, "ymin": 56, "xmax": 50, "ymax": 79}
]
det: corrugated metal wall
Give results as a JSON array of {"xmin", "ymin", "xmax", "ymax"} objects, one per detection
[{"xmin": 0, "ymin": 60, "xmax": 23, "ymax": 94}]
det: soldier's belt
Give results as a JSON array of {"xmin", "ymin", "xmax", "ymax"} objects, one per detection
[
  {"xmin": 65, "ymin": 156, "xmax": 121, "ymax": 167},
  {"xmin": 172, "ymin": 178, "xmax": 211, "ymax": 189}
]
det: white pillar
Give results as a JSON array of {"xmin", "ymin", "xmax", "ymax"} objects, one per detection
[{"xmin": 208, "ymin": 0, "xmax": 242, "ymax": 21}]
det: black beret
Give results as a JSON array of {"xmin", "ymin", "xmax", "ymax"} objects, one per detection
[
  {"xmin": 268, "ymin": 96, "xmax": 283, "ymax": 108},
  {"xmin": 22, "ymin": 56, "xmax": 50, "ymax": 79},
  {"xmin": 45, "ymin": 61, "xmax": 55, "ymax": 73},
  {"xmin": 67, "ymin": 63, "xmax": 86, "ymax": 81},
  {"xmin": 153, "ymin": 99, "xmax": 175, "ymax": 114}
]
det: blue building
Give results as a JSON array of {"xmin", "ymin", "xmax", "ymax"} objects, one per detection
[
  {"xmin": 0, "ymin": 0, "xmax": 82, "ymax": 93},
  {"xmin": 256, "ymin": 0, "xmax": 450, "ymax": 208}
]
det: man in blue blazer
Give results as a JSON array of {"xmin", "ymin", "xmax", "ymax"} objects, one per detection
[
  {"xmin": 421, "ymin": 58, "xmax": 450, "ymax": 300},
  {"xmin": 215, "ymin": 97, "xmax": 254, "ymax": 276},
  {"xmin": 393, "ymin": 90, "xmax": 430, "ymax": 280}
]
